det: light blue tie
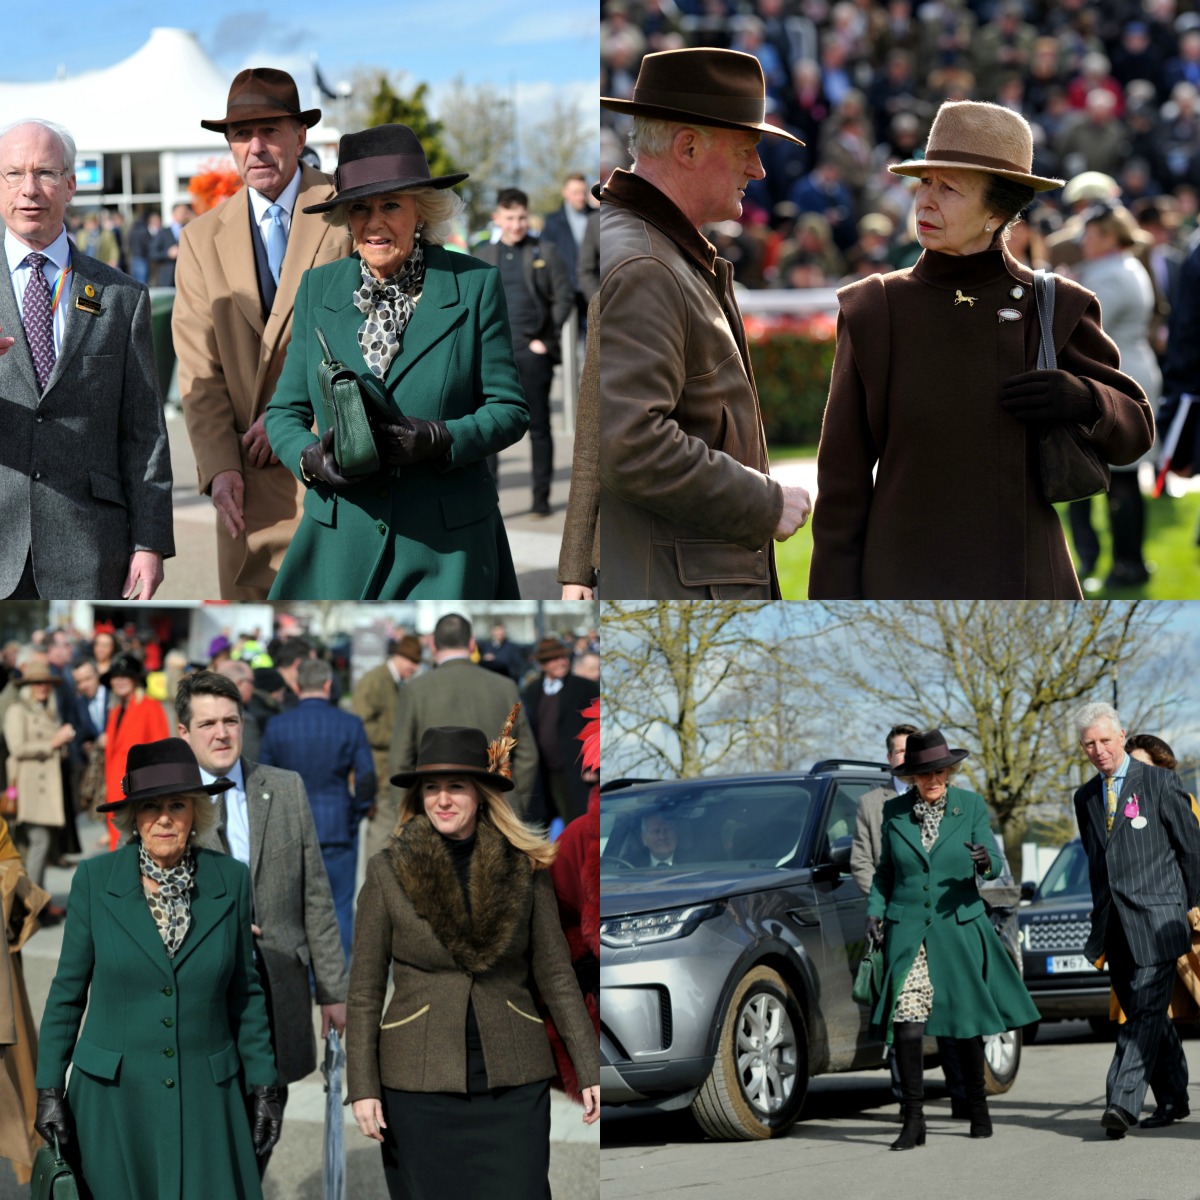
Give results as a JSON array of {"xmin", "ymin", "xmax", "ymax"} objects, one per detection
[{"xmin": 265, "ymin": 204, "xmax": 286, "ymax": 284}]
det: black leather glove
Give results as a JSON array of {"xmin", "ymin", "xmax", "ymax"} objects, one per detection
[
  {"xmin": 250, "ymin": 1084, "xmax": 283, "ymax": 1157},
  {"xmin": 964, "ymin": 841, "xmax": 992, "ymax": 872},
  {"xmin": 372, "ymin": 416, "xmax": 451, "ymax": 468},
  {"xmin": 999, "ymin": 368, "xmax": 1098, "ymax": 425},
  {"xmin": 299, "ymin": 430, "xmax": 352, "ymax": 490},
  {"xmin": 35, "ymin": 1087, "xmax": 72, "ymax": 1150},
  {"xmin": 573, "ymin": 952, "xmax": 600, "ymax": 998},
  {"xmin": 865, "ymin": 915, "xmax": 884, "ymax": 946}
]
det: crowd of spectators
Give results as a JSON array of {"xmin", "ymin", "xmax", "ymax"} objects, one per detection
[{"xmin": 601, "ymin": 0, "xmax": 1200, "ymax": 291}]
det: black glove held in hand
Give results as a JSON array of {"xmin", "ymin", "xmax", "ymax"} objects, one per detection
[
  {"xmin": 373, "ymin": 416, "xmax": 451, "ymax": 468},
  {"xmin": 35, "ymin": 1087, "xmax": 72, "ymax": 1149},
  {"xmin": 250, "ymin": 1085, "xmax": 284, "ymax": 1157},
  {"xmin": 964, "ymin": 841, "xmax": 992, "ymax": 872},
  {"xmin": 865, "ymin": 915, "xmax": 884, "ymax": 946},
  {"xmin": 300, "ymin": 429, "xmax": 352, "ymax": 490},
  {"xmin": 999, "ymin": 369, "xmax": 1098, "ymax": 425}
]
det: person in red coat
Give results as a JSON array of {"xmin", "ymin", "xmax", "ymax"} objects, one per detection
[{"xmin": 100, "ymin": 654, "xmax": 169, "ymax": 851}]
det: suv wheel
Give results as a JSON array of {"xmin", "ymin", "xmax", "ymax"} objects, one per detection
[
  {"xmin": 983, "ymin": 1028, "xmax": 1021, "ymax": 1094},
  {"xmin": 691, "ymin": 966, "xmax": 808, "ymax": 1140}
]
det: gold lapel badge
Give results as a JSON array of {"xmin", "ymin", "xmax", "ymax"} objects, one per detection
[
  {"xmin": 954, "ymin": 290, "xmax": 976, "ymax": 307},
  {"xmin": 84, "ymin": 283, "xmax": 96, "ymax": 298}
]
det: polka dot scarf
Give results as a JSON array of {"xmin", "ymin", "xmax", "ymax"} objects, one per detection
[
  {"xmin": 352, "ymin": 242, "xmax": 425, "ymax": 379},
  {"xmin": 911, "ymin": 798, "xmax": 947, "ymax": 851},
  {"xmin": 139, "ymin": 842, "xmax": 195, "ymax": 959}
]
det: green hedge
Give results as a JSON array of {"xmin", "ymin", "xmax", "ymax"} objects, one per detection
[{"xmin": 745, "ymin": 315, "xmax": 836, "ymax": 445}]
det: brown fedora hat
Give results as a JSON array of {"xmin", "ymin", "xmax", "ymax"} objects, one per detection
[
  {"xmin": 96, "ymin": 738, "xmax": 233, "ymax": 813},
  {"xmin": 389, "ymin": 726, "xmax": 515, "ymax": 792},
  {"xmin": 889, "ymin": 100, "xmax": 1063, "ymax": 192},
  {"xmin": 533, "ymin": 636, "xmax": 570, "ymax": 663},
  {"xmin": 600, "ymin": 48, "xmax": 804, "ymax": 146},
  {"xmin": 201, "ymin": 67, "xmax": 321, "ymax": 133},
  {"xmin": 390, "ymin": 635, "xmax": 423, "ymax": 664}
]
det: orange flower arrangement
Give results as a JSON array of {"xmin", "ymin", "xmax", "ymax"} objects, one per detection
[{"xmin": 189, "ymin": 159, "xmax": 244, "ymax": 214}]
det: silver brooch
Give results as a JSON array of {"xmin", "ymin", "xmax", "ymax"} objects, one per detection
[{"xmin": 998, "ymin": 308, "xmax": 1022, "ymax": 322}]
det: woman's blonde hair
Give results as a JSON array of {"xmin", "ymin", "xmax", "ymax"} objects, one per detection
[
  {"xmin": 397, "ymin": 778, "xmax": 558, "ymax": 869},
  {"xmin": 895, "ymin": 762, "xmax": 963, "ymax": 788},
  {"xmin": 323, "ymin": 186, "xmax": 464, "ymax": 246},
  {"xmin": 111, "ymin": 791, "xmax": 219, "ymax": 840}
]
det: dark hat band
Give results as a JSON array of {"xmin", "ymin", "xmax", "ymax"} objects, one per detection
[
  {"xmin": 925, "ymin": 146, "xmax": 1029, "ymax": 173},
  {"xmin": 634, "ymin": 87, "xmax": 765, "ymax": 125},
  {"xmin": 123, "ymin": 762, "xmax": 203, "ymax": 798},
  {"xmin": 337, "ymin": 154, "xmax": 432, "ymax": 192},
  {"xmin": 411, "ymin": 761, "xmax": 489, "ymax": 776},
  {"xmin": 228, "ymin": 91, "xmax": 301, "ymax": 116}
]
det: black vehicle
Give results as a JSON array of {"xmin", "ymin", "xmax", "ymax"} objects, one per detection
[
  {"xmin": 600, "ymin": 762, "xmax": 1024, "ymax": 1139},
  {"xmin": 1017, "ymin": 839, "xmax": 1113, "ymax": 1040}
]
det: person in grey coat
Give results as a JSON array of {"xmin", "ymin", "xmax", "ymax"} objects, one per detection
[
  {"xmin": 176, "ymin": 670, "xmax": 348, "ymax": 1177},
  {"xmin": 0, "ymin": 118, "xmax": 172, "ymax": 599},
  {"xmin": 1073, "ymin": 700, "xmax": 1200, "ymax": 1138}
]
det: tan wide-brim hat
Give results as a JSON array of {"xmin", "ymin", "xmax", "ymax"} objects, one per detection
[
  {"xmin": 889, "ymin": 100, "xmax": 1064, "ymax": 192},
  {"xmin": 600, "ymin": 48, "xmax": 804, "ymax": 146}
]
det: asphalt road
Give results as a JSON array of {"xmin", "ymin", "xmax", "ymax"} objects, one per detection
[{"xmin": 601, "ymin": 1021, "xmax": 1200, "ymax": 1200}]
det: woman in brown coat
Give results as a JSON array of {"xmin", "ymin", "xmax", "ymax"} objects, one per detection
[
  {"xmin": 809, "ymin": 101, "xmax": 1154, "ymax": 599},
  {"xmin": 346, "ymin": 724, "xmax": 598, "ymax": 1199}
]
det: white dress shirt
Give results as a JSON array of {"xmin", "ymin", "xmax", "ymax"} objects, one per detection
[{"xmin": 6, "ymin": 226, "xmax": 71, "ymax": 353}]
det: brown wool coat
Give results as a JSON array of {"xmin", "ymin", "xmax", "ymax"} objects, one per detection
[
  {"xmin": 809, "ymin": 245, "xmax": 1155, "ymax": 599},
  {"xmin": 557, "ymin": 293, "xmax": 600, "ymax": 589},
  {"xmin": 345, "ymin": 816, "xmax": 598, "ymax": 1102},
  {"xmin": 598, "ymin": 170, "xmax": 783, "ymax": 598}
]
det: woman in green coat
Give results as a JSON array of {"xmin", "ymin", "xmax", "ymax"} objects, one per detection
[
  {"xmin": 865, "ymin": 730, "xmax": 1039, "ymax": 1151},
  {"xmin": 264, "ymin": 123, "xmax": 529, "ymax": 600},
  {"xmin": 34, "ymin": 739, "xmax": 281, "ymax": 1200}
]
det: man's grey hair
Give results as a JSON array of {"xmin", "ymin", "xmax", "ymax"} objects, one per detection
[
  {"xmin": 296, "ymin": 657, "xmax": 333, "ymax": 693},
  {"xmin": 0, "ymin": 119, "xmax": 76, "ymax": 174},
  {"xmin": 217, "ymin": 659, "xmax": 253, "ymax": 686},
  {"xmin": 1073, "ymin": 701, "xmax": 1123, "ymax": 741},
  {"xmin": 628, "ymin": 115, "xmax": 715, "ymax": 162}
]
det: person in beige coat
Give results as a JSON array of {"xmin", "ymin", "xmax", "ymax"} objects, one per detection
[
  {"xmin": 347, "ymin": 725, "xmax": 598, "ymax": 1199},
  {"xmin": 173, "ymin": 68, "xmax": 348, "ymax": 599}
]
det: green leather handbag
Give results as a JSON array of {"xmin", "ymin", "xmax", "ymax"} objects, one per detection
[
  {"xmin": 29, "ymin": 1132, "xmax": 80, "ymax": 1200},
  {"xmin": 314, "ymin": 327, "xmax": 387, "ymax": 479},
  {"xmin": 852, "ymin": 942, "xmax": 884, "ymax": 1007}
]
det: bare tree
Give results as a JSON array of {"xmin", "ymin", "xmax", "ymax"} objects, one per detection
[
  {"xmin": 522, "ymin": 94, "xmax": 597, "ymax": 216},
  {"xmin": 437, "ymin": 76, "xmax": 517, "ymax": 234}
]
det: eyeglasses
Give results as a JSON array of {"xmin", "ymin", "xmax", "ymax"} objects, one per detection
[{"xmin": 1, "ymin": 168, "xmax": 68, "ymax": 189}]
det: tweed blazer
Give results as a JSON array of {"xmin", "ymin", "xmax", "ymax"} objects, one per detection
[
  {"xmin": 598, "ymin": 169, "xmax": 783, "ymax": 599},
  {"xmin": 558, "ymin": 292, "xmax": 599, "ymax": 589},
  {"xmin": 850, "ymin": 782, "xmax": 897, "ymax": 896},
  {"xmin": 173, "ymin": 165, "xmax": 348, "ymax": 599},
  {"xmin": 345, "ymin": 816, "xmax": 598, "ymax": 1101},
  {"xmin": 0, "ymin": 242, "xmax": 173, "ymax": 598},
  {"xmin": 1074, "ymin": 756, "xmax": 1200, "ymax": 967},
  {"xmin": 388, "ymin": 658, "xmax": 538, "ymax": 809},
  {"xmin": 197, "ymin": 757, "xmax": 348, "ymax": 1084}
]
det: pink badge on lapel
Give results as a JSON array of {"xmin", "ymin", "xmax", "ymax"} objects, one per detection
[{"xmin": 1123, "ymin": 797, "xmax": 1139, "ymax": 820}]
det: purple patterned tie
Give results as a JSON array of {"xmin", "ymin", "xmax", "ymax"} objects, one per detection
[{"xmin": 21, "ymin": 252, "xmax": 55, "ymax": 392}]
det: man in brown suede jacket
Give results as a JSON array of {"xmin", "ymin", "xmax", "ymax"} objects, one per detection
[{"xmin": 599, "ymin": 49, "xmax": 812, "ymax": 598}]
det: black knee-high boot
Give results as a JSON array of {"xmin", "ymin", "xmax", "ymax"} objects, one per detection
[
  {"xmin": 891, "ymin": 1023, "xmax": 927, "ymax": 1150},
  {"xmin": 957, "ymin": 1035, "xmax": 992, "ymax": 1138}
]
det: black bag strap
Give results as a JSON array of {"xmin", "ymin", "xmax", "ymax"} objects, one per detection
[{"xmin": 1033, "ymin": 268, "xmax": 1057, "ymax": 371}]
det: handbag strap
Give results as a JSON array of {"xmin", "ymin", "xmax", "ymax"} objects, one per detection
[
  {"xmin": 315, "ymin": 326, "xmax": 336, "ymax": 366},
  {"xmin": 1032, "ymin": 268, "xmax": 1057, "ymax": 371}
]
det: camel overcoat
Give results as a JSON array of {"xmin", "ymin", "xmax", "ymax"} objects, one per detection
[
  {"xmin": 35, "ymin": 845, "xmax": 277, "ymax": 1200},
  {"xmin": 866, "ymin": 786, "xmax": 1040, "ymax": 1041},
  {"xmin": 809, "ymin": 245, "xmax": 1155, "ymax": 599},
  {"xmin": 173, "ymin": 165, "xmax": 349, "ymax": 599},
  {"xmin": 3, "ymin": 691, "xmax": 66, "ymax": 828},
  {"xmin": 263, "ymin": 247, "xmax": 528, "ymax": 600}
]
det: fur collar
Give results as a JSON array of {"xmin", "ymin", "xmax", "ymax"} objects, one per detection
[{"xmin": 387, "ymin": 815, "xmax": 531, "ymax": 974}]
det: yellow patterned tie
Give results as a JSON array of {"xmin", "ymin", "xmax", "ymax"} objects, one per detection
[{"xmin": 1105, "ymin": 776, "xmax": 1118, "ymax": 833}]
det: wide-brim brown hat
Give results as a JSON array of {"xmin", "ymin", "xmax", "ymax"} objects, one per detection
[
  {"xmin": 534, "ymin": 637, "xmax": 571, "ymax": 663},
  {"xmin": 390, "ymin": 635, "xmax": 423, "ymax": 664},
  {"xmin": 302, "ymin": 124, "xmax": 468, "ymax": 215},
  {"xmin": 889, "ymin": 100, "xmax": 1063, "ymax": 192},
  {"xmin": 600, "ymin": 48, "xmax": 804, "ymax": 146},
  {"xmin": 96, "ymin": 738, "xmax": 233, "ymax": 813},
  {"xmin": 201, "ymin": 67, "xmax": 321, "ymax": 133},
  {"xmin": 389, "ymin": 726, "xmax": 514, "ymax": 792},
  {"xmin": 892, "ymin": 729, "xmax": 970, "ymax": 776}
]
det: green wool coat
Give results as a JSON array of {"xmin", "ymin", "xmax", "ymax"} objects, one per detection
[
  {"xmin": 35, "ymin": 845, "xmax": 277, "ymax": 1200},
  {"xmin": 263, "ymin": 246, "xmax": 529, "ymax": 599},
  {"xmin": 866, "ymin": 786, "xmax": 1039, "ymax": 1042}
]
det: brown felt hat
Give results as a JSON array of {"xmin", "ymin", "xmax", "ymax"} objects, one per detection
[
  {"xmin": 889, "ymin": 100, "xmax": 1063, "ymax": 192},
  {"xmin": 600, "ymin": 48, "xmax": 804, "ymax": 146},
  {"xmin": 389, "ymin": 726, "xmax": 515, "ymax": 792},
  {"xmin": 389, "ymin": 635, "xmax": 423, "ymax": 664},
  {"xmin": 202, "ymin": 67, "xmax": 321, "ymax": 133},
  {"xmin": 533, "ymin": 637, "xmax": 571, "ymax": 663},
  {"xmin": 16, "ymin": 662, "xmax": 56, "ymax": 686},
  {"xmin": 96, "ymin": 738, "xmax": 233, "ymax": 813}
]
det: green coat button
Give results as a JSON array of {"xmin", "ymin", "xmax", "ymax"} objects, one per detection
[
  {"xmin": 163, "ymin": 1017, "xmax": 174, "ymax": 1027},
  {"xmin": 163, "ymin": 986, "xmax": 173, "ymax": 997},
  {"xmin": 924, "ymin": 901, "xmax": 931, "ymax": 907},
  {"xmin": 164, "ymin": 1048, "xmax": 175, "ymax": 1058},
  {"xmin": 376, "ymin": 521, "xmax": 387, "ymax": 535},
  {"xmin": 164, "ymin": 1078, "xmax": 175, "ymax": 1088}
]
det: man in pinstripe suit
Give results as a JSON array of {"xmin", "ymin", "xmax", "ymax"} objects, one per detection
[{"xmin": 1073, "ymin": 701, "xmax": 1200, "ymax": 1139}]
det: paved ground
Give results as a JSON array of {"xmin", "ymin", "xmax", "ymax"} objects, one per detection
[
  {"xmin": 0, "ymin": 818, "xmax": 599, "ymax": 1200},
  {"xmin": 601, "ymin": 1021, "xmax": 1199, "ymax": 1200}
]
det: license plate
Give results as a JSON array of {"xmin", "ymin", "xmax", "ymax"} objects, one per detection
[{"xmin": 1046, "ymin": 955, "xmax": 1094, "ymax": 973}]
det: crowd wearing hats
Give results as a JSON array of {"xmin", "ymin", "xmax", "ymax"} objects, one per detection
[{"xmin": 601, "ymin": 0, "xmax": 1200, "ymax": 290}]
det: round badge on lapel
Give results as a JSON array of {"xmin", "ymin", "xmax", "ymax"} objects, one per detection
[{"xmin": 84, "ymin": 284, "xmax": 96, "ymax": 298}]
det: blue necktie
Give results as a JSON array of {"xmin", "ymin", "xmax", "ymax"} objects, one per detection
[{"xmin": 265, "ymin": 204, "xmax": 286, "ymax": 285}]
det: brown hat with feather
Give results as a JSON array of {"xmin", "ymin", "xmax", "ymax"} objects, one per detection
[{"xmin": 389, "ymin": 705, "xmax": 520, "ymax": 792}]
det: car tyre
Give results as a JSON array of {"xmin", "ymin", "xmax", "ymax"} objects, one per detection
[
  {"xmin": 691, "ymin": 966, "xmax": 808, "ymax": 1140},
  {"xmin": 983, "ymin": 1028, "xmax": 1021, "ymax": 1094}
]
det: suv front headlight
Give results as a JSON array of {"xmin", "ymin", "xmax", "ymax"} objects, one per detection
[{"xmin": 600, "ymin": 902, "xmax": 722, "ymax": 948}]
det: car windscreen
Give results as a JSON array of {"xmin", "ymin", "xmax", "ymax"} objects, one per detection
[
  {"xmin": 1034, "ymin": 841, "xmax": 1091, "ymax": 902},
  {"xmin": 600, "ymin": 780, "xmax": 816, "ymax": 874}
]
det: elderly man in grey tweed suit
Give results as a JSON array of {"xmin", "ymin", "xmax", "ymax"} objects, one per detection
[
  {"xmin": 177, "ymin": 670, "xmax": 347, "ymax": 1177},
  {"xmin": 1073, "ymin": 701, "xmax": 1200, "ymax": 1139},
  {"xmin": 0, "ymin": 119, "xmax": 172, "ymax": 599}
]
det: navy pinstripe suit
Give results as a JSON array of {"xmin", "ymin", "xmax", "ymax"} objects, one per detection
[{"xmin": 1074, "ymin": 756, "xmax": 1200, "ymax": 1118}]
